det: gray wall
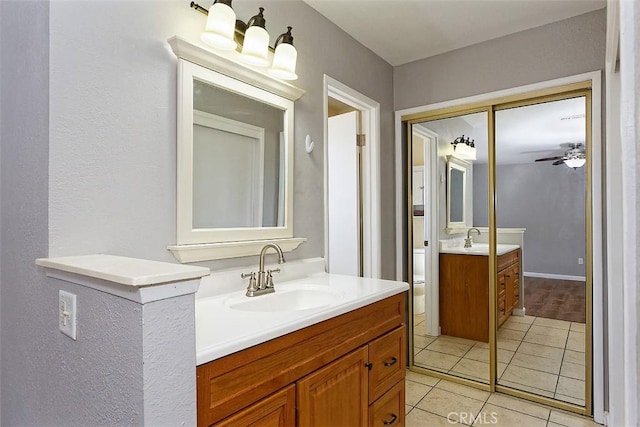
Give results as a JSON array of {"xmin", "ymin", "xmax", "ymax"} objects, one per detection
[
  {"xmin": 48, "ymin": 0, "xmax": 395, "ymax": 277},
  {"xmin": 1, "ymin": 0, "xmax": 395, "ymax": 424},
  {"xmin": 394, "ymin": 9, "xmax": 606, "ymax": 110},
  {"xmin": 474, "ymin": 163, "xmax": 586, "ymax": 277}
]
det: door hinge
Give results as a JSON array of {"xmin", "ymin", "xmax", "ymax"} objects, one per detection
[
  {"xmin": 356, "ymin": 134, "xmax": 366, "ymax": 147},
  {"xmin": 424, "ymin": 240, "xmax": 429, "ymax": 247}
]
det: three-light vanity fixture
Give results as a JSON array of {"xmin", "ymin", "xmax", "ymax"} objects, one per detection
[
  {"xmin": 190, "ymin": 0, "xmax": 298, "ymax": 80},
  {"xmin": 450, "ymin": 134, "xmax": 477, "ymax": 160}
]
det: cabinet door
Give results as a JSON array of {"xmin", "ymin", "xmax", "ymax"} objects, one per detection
[
  {"xmin": 297, "ymin": 346, "xmax": 368, "ymax": 427},
  {"xmin": 214, "ymin": 385, "xmax": 295, "ymax": 427}
]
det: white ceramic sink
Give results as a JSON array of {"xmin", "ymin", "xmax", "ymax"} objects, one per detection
[{"xmin": 225, "ymin": 285, "xmax": 342, "ymax": 312}]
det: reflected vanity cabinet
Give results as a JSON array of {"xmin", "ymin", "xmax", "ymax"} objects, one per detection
[
  {"xmin": 196, "ymin": 294, "xmax": 407, "ymax": 426},
  {"xmin": 439, "ymin": 249, "xmax": 520, "ymax": 342}
]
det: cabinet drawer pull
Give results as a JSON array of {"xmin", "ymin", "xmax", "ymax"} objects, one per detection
[
  {"xmin": 383, "ymin": 357, "xmax": 398, "ymax": 367},
  {"xmin": 383, "ymin": 413, "xmax": 398, "ymax": 425}
]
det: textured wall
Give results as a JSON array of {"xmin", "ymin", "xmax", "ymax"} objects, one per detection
[
  {"xmin": 0, "ymin": 1, "xmax": 51, "ymax": 425},
  {"xmin": 142, "ymin": 294, "xmax": 197, "ymax": 425},
  {"xmin": 473, "ymin": 163, "xmax": 586, "ymax": 277},
  {"xmin": 48, "ymin": 0, "xmax": 395, "ymax": 277},
  {"xmin": 394, "ymin": 9, "xmax": 606, "ymax": 110}
]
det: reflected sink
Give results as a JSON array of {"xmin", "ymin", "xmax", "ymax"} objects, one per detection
[
  {"xmin": 225, "ymin": 285, "xmax": 341, "ymax": 312},
  {"xmin": 439, "ymin": 243, "xmax": 520, "ymax": 256}
]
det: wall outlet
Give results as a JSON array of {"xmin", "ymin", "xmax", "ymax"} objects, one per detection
[
  {"xmin": 59, "ymin": 290, "xmax": 77, "ymax": 340},
  {"xmin": 578, "ymin": 258, "xmax": 584, "ymax": 265}
]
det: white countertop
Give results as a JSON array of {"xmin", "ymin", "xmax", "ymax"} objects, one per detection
[
  {"xmin": 195, "ymin": 273, "xmax": 408, "ymax": 365},
  {"xmin": 36, "ymin": 254, "xmax": 210, "ymax": 286},
  {"xmin": 439, "ymin": 243, "xmax": 520, "ymax": 256}
]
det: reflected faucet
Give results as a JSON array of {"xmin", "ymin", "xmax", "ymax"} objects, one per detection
[
  {"xmin": 464, "ymin": 228, "xmax": 481, "ymax": 248},
  {"xmin": 241, "ymin": 243, "xmax": 286, "ymax": 297}
]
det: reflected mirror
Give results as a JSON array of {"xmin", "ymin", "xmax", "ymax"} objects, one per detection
[
  {"xmin": 446, "ymin": 155, "xmax": 471, "ymax": 230},
  {"xmin": 411, "ymin": 111, "xmax": 490, "ymax": 384}
]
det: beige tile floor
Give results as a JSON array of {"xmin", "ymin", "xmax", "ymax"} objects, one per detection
[
  {"xmin": 414, "ymin": 314, "xmax": 586, "ymax": 406},
  {"xmin": 405, "ymin": 370, "xmax": 601, "ymax": 426}
]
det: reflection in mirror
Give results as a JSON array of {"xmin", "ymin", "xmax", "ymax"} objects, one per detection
[
  {"xmin": 174, "ymin": 59, "xmax": 296, "ymax": 250},
  {"xmin": 493, "ymin": 97, "xmax": 587, "ymax": 406},
  {"xmin": 411, "ymin": 111, "xmax": 490, "ymax": 384},
  {"xmin": 192, "ymin": 80, "xmax": 285, "ymax": 229}
]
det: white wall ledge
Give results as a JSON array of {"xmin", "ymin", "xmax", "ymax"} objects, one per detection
[{"xmin": 36, "ymin": 254, "xmax": 210, "ymax": 303}]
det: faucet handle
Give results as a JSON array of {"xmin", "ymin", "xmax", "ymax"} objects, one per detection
[
  {"xmin": 241, "ymin": 271, "xmax": 258, "ymax": 292},
  {"xmin": 266, "ymin": 268, "xmax": 280, "ymax": 288}
]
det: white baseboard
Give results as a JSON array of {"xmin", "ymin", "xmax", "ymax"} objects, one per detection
[
  {"xmin": 524, "ymin": 272, "xmax": 586, "ymax": 282},
  {"xmin": 512, "ymin": 308, "xmax": 526, "ymax": 316}
]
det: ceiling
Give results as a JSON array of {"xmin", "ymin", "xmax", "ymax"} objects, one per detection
[
  {"xmin": 303, "ymin": 0, "xmax": 606, "ymax": 66},
  {"xmin": 415, "ymin": 97, "xmax": 586, "ymax": 165}
]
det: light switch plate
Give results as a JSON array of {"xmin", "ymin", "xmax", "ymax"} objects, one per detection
[{"xmin": 59, "ymin": 290, "xmax": 77, "ymax": 340}]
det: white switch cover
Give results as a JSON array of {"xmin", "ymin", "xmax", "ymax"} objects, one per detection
[
  {"xmin": 578, "ymin": 258, "xmax": 584, "ymax": 265},
  {"xmin": 59, "ymin": 290, "xmax": 77, "ymax": 340}
]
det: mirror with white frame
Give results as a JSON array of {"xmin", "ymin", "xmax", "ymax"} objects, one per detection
[
  {"xmin": 446, "ymin": 155, "xmax": 472, "ymax": 233},
  {"xmin": 167, "ymin": 37, "xmax": 306, "ymax": 262}
]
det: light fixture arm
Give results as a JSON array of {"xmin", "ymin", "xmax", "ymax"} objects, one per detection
[{"xmin": 275, "ymin": 26, "xmax": 294, "ymax": 48}]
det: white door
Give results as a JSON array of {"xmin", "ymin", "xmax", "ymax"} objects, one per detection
[
  {"xmin": 327, "ymin": 111, "xmax": 360, "ymax": 276},
  {"xmin": 413, "ymin": 126, "xmax": 439, "ymax": 337}
]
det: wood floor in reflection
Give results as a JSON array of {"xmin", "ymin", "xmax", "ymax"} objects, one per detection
[{"xmin": 523, "ymin": 277, "xmax": 586, "ymax": 323}]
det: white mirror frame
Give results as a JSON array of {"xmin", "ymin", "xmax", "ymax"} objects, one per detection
[
  {"xmin": 445, "ymin": 155, "xmax": 472, "ymax": 234},
  {"xmin": 167, "ymin": 36, "xmax": 306, "ymax": 262}
]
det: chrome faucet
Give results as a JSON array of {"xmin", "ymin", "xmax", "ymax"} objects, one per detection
[
  {"xmin": 241, "ymin": 243, "xmax": 286, "ymax": 297},
  {"xmin": 464, "ymin": 228, "xmax": 481, "ymax": 248}
]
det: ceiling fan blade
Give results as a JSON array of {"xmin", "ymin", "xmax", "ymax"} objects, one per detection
[
  {"xmin": 552, "ymin": 159, "xmax": 565, "ymax": 166},
  {"xmin": 535, "ymin": 156, "xmax": 564, "ymax": 162}
]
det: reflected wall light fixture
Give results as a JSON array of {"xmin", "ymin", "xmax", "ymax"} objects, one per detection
[
  {"xmin": 450, "ymin": 135, "xmax": 477, "ymax": 160},
  {"xmin": 190, "ymin": 1, "xmax": 299, "ymax": 80}
]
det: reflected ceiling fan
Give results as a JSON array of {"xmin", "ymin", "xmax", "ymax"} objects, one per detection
[{"xmin": 535, "ymin": 143, "xmax": 586, "ymax": 169}]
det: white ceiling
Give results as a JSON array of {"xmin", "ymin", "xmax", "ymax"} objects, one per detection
[
  {"xmin": 415, "ymin": 97, "xmax": 586, "ymax": 165},
  {"xmin": 303, "ymin": 0, "xmax": 606, "ymax": 66}
]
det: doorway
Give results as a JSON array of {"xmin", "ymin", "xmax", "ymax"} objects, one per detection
[
  {"xmin": 324, "ymin": 75, "xmax": 382, "ymax": 278},
  {"xmin": 395, "ymin": 73, "xmax": 603, "ymax": 419}
]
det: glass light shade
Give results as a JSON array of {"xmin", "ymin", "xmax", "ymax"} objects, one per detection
[
  {"xmin": 564, "ymin": 157, "xmax": 586, "ymax": 168},
  {"xmin": 200, "ymin": 2, "xmax": 237, "ymax": 51},
  {"xmin": 240, "ymin": 26, "xmax": 270, "ymax": 67},
  {"xmin": 452, "ymin": 143, "xmax": 476, "ymax": 160},
  {"xmin": 268, "ymin": 42, "xmax": 298, "ymax": 80}
]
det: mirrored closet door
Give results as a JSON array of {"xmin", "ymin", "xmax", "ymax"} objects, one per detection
[
  {"xmin": 493, "ymin": 96, "xmax": 590, "ymax": 408},
  {"xmin": 405, "ymin": 82, "xmax": 593, "ymax": 416},
  {"xmin": 410, "ymin": 110, "xmax": 490, "ymax": 384}
]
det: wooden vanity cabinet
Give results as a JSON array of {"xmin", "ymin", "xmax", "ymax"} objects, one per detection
[
  {"xmin": 440, "ymin": 249, "xmax": 520, "ymax": 342},
  {"xmin": 197, "ymin": 293, "xmax": 406, "ymax": 427}
]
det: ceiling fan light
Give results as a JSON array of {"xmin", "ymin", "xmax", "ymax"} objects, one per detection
[
  {"xmin": 200, "ymin": 1, "xmax": 238, "ymax": 51},
  {"xmin": 564, "ymin": 158, "xmax": 586, "ymax": 168}
]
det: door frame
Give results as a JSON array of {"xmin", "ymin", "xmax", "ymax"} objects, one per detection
[
  {"xmin": 323, "ymin": 75, "xmax": 381, "ymax": 278},
  {"xmin": 411, "ymin": 125, "xmax": 440, "ymax": 337},
  {"xmin": 394, "ymin": 71, "xmax": 603, "ymax": 421}
]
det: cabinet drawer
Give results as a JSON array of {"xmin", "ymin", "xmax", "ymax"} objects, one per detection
[
  {"xmin": 498, "ymin": 297, "xmax": 507, "ymax": 325},
  {"xmin": 498, "ymin": 274, "xmax": 506, "ymax": 297},
  {"xmin": 369, "ymin": 380, "xmax": 405, "ymax": 427},
  {"xmin": 497, "ymin": 249, "xmax": 519, "ymax": 272},
  {"xmin": 368, "ymin": 326, "xmax": 406, "ymax": 403}
]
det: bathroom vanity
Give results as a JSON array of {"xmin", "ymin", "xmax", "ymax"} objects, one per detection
[
  {"xmin": 195, "ymin": 269, "xmax": 408, "ymax": 426},
  {"xmin": 439, "ymin": 245, "xmax": 521, "ymax": 342}
]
